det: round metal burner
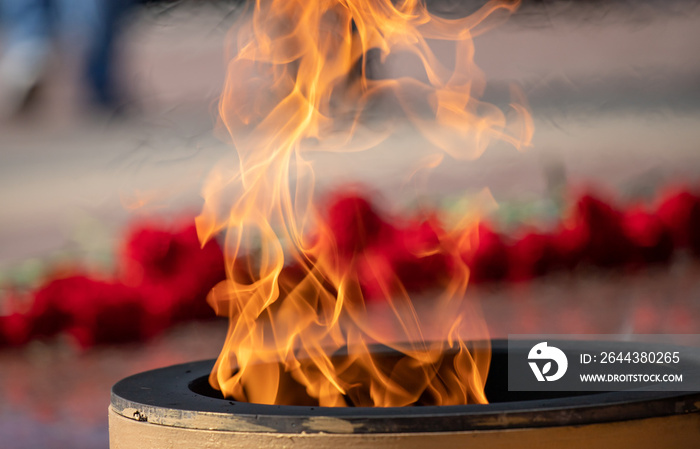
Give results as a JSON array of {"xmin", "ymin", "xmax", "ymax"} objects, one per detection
[{"xmin": 110, "ymin": 339, "xmax": 700, "ymax": 448}]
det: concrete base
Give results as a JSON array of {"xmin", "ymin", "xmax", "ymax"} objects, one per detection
[{"xmin": 109, "ymin": 406, "xmax": 700, "ymax": 449}]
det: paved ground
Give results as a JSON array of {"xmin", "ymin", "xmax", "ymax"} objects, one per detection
[
  {"xmin": 2, "ymin": 2, "xmax": 700, "ymax": 270},
  {"xmin": 2, "ymin": 264, "xmax": 700, "ymax": 449},
  {"xmin": 1, "ymin": 2, "xmax": 700, "ymax": 448}
]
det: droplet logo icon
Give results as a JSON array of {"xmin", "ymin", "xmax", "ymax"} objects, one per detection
[{"xmin": 528, "ymin": 342, "xmax": 568, "ymax": 381}]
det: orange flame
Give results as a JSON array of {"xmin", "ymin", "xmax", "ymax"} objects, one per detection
[{"xmin": 196, "ymin": 0, "xmax": 532, "ymax": 407}]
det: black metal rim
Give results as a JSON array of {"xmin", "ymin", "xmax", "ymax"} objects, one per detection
[{"xmin": 111, "ymin": 339, "xmax": 700, "ymax": 434}]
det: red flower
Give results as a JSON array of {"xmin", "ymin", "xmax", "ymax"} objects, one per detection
[
  {"xmin": 0, "ymin": 313, "xmax": 31, "ymax": 347},
  {"xmin": 656, "ymin": 188, "xmax": 700, "ymax": 256},
  {"xmin": 8, "ymin": 220, "xmax": 227, "ymax": 349},
  {"xmin": 120, "ymin": 222, "xmax": 225, "ymax": 325},
  {"xmin": 623, "ymin": 207, "xmax": 674, "ymax": 265},
  {"xmin": 508, "ymin": 230, "xmax": 554, "ymax": 281},
  {"xmin": 322, "ymin": 192, "xmax": 451, "ymax": 300},
  {"xmin": 356, "ymin": 246, "xmax": 395, "ymax": 300},
  {"xmin": 461, "ymin": 224, "xmax": 509, "ymax": 283},
  {"xmin": 358, "ymin": 218, "xmax": 450, "ymax": 300},
  {"xmin": 29, "ymin": 277, "xmax": 80, "ymax": 339},
  {"xmin": 392, "ymin": 219, "xmax": 450, "ymax": 292},
  {"xmin": 325, "ymin": 192, "xmax": 389, "ymax": 258},
  {"xmin": 573, "ymin": 193, "xmax": 632, "ymax": 267},
  {"xmin": 69, "ymin": 281, "xmax": 147, "ymax": 347},
  {"xmin": 550, "ymin": 222, "xmax": 589, "ymax": 270},
  {"xmin": 29, "ymin": 276, "xmax": 147, "ymax": 348}
]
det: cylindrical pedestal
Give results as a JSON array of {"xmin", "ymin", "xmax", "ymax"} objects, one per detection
[
  {"xmin": 110, "ymin": 341, "xmax": 700, "ymax": 448},
  {"xmin": 109, "ymin": 407, "xmax": 700, "ymax": 449}
]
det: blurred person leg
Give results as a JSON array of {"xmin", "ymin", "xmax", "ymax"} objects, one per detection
[
  {"xmin": 88, "ymin": 0, "xmax": 135, "ymax": 110},
  {"xmin": 54, "ymin": 0, "xmax": 98, "ymax": 116},
  {"xmin": 0, "ymin": 0, "xmax": 51, "ymax": 117},
  {"xmin": 61, "ymin": 0, "xmax": 135, "ymax": 111}
]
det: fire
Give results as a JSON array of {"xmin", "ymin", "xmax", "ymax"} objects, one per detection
[{"xmin": 196, "ymin": 0, "xmax": 532, "ymax": 407}]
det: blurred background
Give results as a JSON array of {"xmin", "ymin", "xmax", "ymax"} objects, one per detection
[{"xmin": 1, "ymin": 0, "xmax": 700, "ymax": 447}]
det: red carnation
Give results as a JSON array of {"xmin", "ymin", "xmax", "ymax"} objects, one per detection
[
  {"xmin": 509, "ymin": 230, "xmax": 554, "ymax": 281},
  {"xmin": 0, "ymin": 312, "xmax": 31, "ymax": 347},
  {"xmin": 656, "ymin": 188, "xmax": 700, "ymax": 256},
  {"xmin": 356, "ymin": 246, "xmax": 395, "ymax": 300},
  {"xmin": 29, "ymin": 277, "xmax": 81, "ymax": 339},
  {"xmin": 355, "ymin": 217, "xmax": 449, "ymax": 301},
  {"xmin": 67, "ymin": 280, "xmax": 147, "ymax": 348},
  {"xmin": 550, "ymin": 222, "xmax": 589, "ymax": 270},
  {"xmin": 120, "ymin": 222, "xmax": 225, "ymax": 324},
  {"xmin": 461, "ymin": 224, "xmax": 509, "ymax": 283},
  {"xmin": 390, "ymin": 219, "xmax": 450, "ymax": 293},
  {"xmin": 573, "ymin": 193, "xmax": 632, "ymax": 267},
  {"xmin": 325, "ymin": 192, "xmax": 389, "ymax": 258},
  {"xmin": 623, "ymin": 207, "xmax": 674, "ymax": 265},
  {"xmin": 29, "ymin": 276, "xmax": 147, "ymax": 348}
]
